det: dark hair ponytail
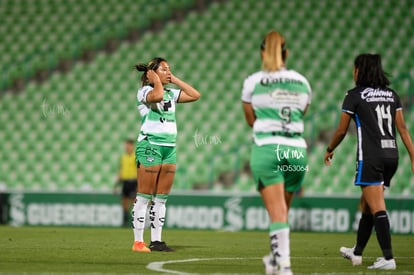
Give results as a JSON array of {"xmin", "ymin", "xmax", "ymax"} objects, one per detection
[
  {"xmin": 135, "ymin": 63, "xmax": 148, "ymax": 72},
  {"xmin": 135, "ymin": 57, "xmax": 167, "ymax": 86},
  {"xmin": 354, "ymin": 54, "xmax": 390, "ymax": 88}
]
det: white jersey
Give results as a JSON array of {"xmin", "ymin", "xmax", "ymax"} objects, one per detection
[
  {"xmin": 242, "ymin": 68, "xmax": 311, "ymax": 147},
  {"xmin": 137, "ymin": 85, "xmax": 181, "ymax": 146}
]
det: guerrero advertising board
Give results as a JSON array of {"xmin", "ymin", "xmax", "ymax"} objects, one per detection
[
  {"xmin": 8, "ymin": 193, "xmax": 123, "ymax": 227},
  {"xmin": 6, "ymin": 192, "xmax": 414, "ymax": 234}
]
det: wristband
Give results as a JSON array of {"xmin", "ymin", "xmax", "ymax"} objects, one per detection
[{"xmin": 326, "ymin": 147, "xmax": 334, "ymax": 153}]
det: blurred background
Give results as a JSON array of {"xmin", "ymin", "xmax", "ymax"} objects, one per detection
[{"xmin": 1, "ymin": 0, "xmax": 413, "ymax": 196}]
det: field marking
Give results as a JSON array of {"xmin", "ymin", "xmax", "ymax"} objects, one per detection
[
  {"xmin": 146, "ymin": 257, "xmax": 256, "ymax": 275},
  {"xmin": 147, "ymin": 256, "xmax": 414, "ymax": 275}
]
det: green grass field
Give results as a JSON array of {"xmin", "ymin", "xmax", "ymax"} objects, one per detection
[{"xmin": 0, "ymin": 226, "xmax": 413, "ymax": 274}]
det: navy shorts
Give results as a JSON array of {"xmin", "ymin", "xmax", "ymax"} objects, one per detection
[
  {"xmin": 121, "ymin": 179, "xmax": 137, "ymax": 198},
  {"xmin": 354, "ymin": 158, "xmax": 398, "ymax": 187}
]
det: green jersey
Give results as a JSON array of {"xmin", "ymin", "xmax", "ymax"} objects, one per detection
[
  {"xmin": 241, "ymin": 68, "xmax": 311, "ymax": 148},
  {"xmin": 137, "ymin": 85, "xmax": 181, "ymax": 146}
]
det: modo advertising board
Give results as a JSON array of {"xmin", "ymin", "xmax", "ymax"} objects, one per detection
[{"xmin": 4, "ymin": 192, "xmax": 414, "ymax": 234}]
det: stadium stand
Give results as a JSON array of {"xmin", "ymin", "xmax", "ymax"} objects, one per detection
[
  {"xmin": 0, "ymin": 0, "xmax": 413, "ymax": 195},
  {"xmin": 0, "ymin": 0, "xmax": 196, "ymax": 91}
]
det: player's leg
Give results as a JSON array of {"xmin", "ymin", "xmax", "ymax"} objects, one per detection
[
  {"xmin": 341, "ymin": 159, "xmax": 377, "ymax": 265},
  {"xmin": 362, "ymin": 185, "xmax": 395, "ymax": 269},
  {"xmin": 121, "ymin": 180, "xmax": 137, "ymax": 226},
  {"xmin": 284, "ymin": 191, "xmax": 294, "ymax": 209},
  {"xmin": 340, "ymin": 194, "xmax": 371, "ymax": 265},
  {"xmin": 353, "ymin": 195, "xmax": 374, "ymax": 255},
  {"xmin": 128, "ymin": 179, "xmax": 138, "ymax": 214},
  {"xmin": 148, "ymin": 163, "xmax": 175, "ymax": 251},
  {"xmin": 261, "ymin": 184, "xmax": 291, "ymax": 274},
  {"xmin": 366, "ymin": 159, "xmax": 397, "ymax": 269},
  {"xmin": 149, "ymin": 146, "xmax": 176, "ymax": 252},
  {"xmin": 120, "ymin": 181, "xmax": 129, "ymax": 226},
  {"xmin": 131, "ymin": 140, "xmax": 162, "ymax": 252},
  {"xmin": 251, "ymin": 144, "xmax": 292, "ymax": 274},
  {"xmin": 268, "ymin": 146, "xmax": 306, "ymax": 274},
  {"xmin": 131, "ymin": 164, "xmax": 160, "ymax": 252},
  {"xmin": 121, "ymin": 196, "xmax": 129, "ymax": 226},
  {"xmin": 284, "ymin": 146, "xmax": 307, "ymax": 210}
]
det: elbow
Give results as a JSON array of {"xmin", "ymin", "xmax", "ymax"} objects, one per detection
[
  {"xmin": 194, "ymin": 92, "xmax": 201, "ymax": 101},
  {"xmin": 192, "ymin": 88, "xmax": 201, "ymax": 101}
]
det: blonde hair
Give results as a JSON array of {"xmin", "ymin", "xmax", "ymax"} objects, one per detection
[{"xmin": 261, "ymin": 31, "xmax": 286, "ymax": 71}]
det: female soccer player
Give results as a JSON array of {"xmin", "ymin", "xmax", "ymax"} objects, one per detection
[
  {"xmin": 324, "ymin": 54, "xmax": 414, "ymax": 269},
  {"xmin": 242, "ymin": 31, "xmax": 311, "ymax": 275},
  {"xmin": 131, "ymin": 57, "xmax": 200, "ymax": 252}
]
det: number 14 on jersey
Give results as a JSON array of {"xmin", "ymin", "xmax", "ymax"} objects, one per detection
[{"xmin": 375, "ymin": 104, "xmax": 392, "ymax": 137}]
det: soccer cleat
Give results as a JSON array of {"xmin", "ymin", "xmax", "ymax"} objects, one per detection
[
  {"xmin": 277, "ymin": 260, "xmax": 293, "ymax": 275},
  {"xmin": 262, "ymin": 254, "xmax": 293, "ymax": 275},
  {"xmin": 368, "ymin": 257, "xmax": 396, "ymax": 270},
  {"xmin": 131, "ymin": 241, "xmax": 151, "ymax": 252},
  {"xmin": 149, "ymin": 241, "xmax": 174, "ymax": 252},
  {"xmin": 340, "ymin": 246, "xmax": 362, "ymax": 266},
  {"xmin": 262, "ymin": 254, "xmax": 276, "ymax": 275}
]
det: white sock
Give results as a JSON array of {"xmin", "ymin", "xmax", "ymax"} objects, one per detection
[
  {"xmin": 132, "ymin": 194, "xmax": 150, "ymax": 242},
  {"xmin": 150, "ymin": 196, "xmax": 167, "ymax": 242},
  {"xmin": 270, "ymin": 227, "xmax": 291, "ymax": 267}
]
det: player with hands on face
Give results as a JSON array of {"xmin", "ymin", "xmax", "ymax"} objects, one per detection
[{"xmin": 131, "ymin": 57, "xmax": 200, "ymax": 252}]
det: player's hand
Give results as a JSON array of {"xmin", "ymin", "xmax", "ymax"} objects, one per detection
[
  {"xmin": 146, "ymin": 70, "xmax": 161, "ymax": 84},
  {"xmin": 324, "ymin": 152, "xmax": 334, "ymax": 166},
  {"xmin": 169, "ymin": 73, "xmax": 178, "ymax": 84}
]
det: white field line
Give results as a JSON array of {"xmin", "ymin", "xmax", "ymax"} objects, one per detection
[
  {"xmin": 146, "ymin": 257, "xmax": 250, "ymax": 275},
  {"xmin": 146, "ymin": 257, "xmax": 414, "ymax": 275}
]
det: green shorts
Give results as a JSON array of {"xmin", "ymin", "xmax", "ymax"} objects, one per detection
[
  {"xmin": 135, "ymin": 139, "xmax": 176, "ymax": 167},
  {"xmin": 250, "ymin": 143, "xmax": 308, "ymax": 192}
]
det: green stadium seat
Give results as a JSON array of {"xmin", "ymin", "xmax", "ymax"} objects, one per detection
[
  {"xmin": 1, "ymin": 0, "xmax": 413, "ymax": 194},
  {"xmin": 1, "ymin": 0, "xmax": 193, "ymax": 90}
]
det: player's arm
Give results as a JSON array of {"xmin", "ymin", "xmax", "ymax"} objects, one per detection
[
  {"xmin": 172, "ymin": 74, "xmax": 200, "ymax": 103},
  {"xmin": 242, "ymin": 102, "xmax": 256, "ymax": 128},
  {"xmin": 395, "ymin": 109, "xmax": 414, "ymax": 172},
  {"xmin": 324, "ymin": 112, "xmax": 352, "ymax": 165},
  {"xmin": 145, "ymin": 70, "xmax": 164, "ymax": 103}
]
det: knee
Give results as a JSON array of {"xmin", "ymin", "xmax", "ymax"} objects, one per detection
[
  {"xmin": 359, "ymin": 198, "xmax": 369, "ymax": 214},
  {"xmin": 269, "ymin": 204, "xmax": 288, "ymax": 222}
]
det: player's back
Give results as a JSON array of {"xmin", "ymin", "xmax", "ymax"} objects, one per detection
[
  {"xmin": 343, "ymin": 86, "xmax": 402, "ymax": 159},
  {"xmin": 247, "ymin": 69, "xmax": 311, "ymax": 132}
]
